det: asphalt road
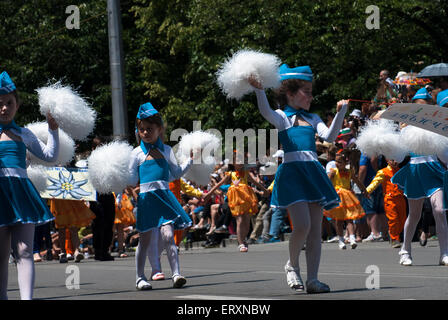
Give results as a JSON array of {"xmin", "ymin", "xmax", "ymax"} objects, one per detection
[{"xmin": 6, "ymin": 239, "xmax": 448, "ymax": 301}]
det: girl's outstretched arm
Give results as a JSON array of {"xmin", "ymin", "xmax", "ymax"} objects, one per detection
[
  {"xmin": 248, "ymin": 76, "xmax": 287, "ymax": 130},
  {"xmin": 315, "ymin": 100, "xmax": 348, "ymax": 142}
]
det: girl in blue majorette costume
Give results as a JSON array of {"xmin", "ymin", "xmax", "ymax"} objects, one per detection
[
  {"xmin": 249, "ymin": 65, "xmax": 348, "ymax": 294},
  {"xmin": 127, "ymin": 102, "xmax": 193, "ymax": 291},
  {"xmin": 391, "ymin": 88, "xmax": 448, "ymax": 267},
  {"xmin": 0, "ymin": 71, "xmax": 59, "ymax": 300}
]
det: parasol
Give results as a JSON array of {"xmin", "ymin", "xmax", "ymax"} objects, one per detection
[
  {"xmin": 393, "ymin": 72, "xmax": 431, "ymax": 86},
  {"xmin": 417, "ymin": 63, "xmax": 448, "ymax": 78}
]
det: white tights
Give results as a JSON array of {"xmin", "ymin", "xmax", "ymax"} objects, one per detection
[
  {"xmin": 0, "ymin": 224, "xmax": 35, "ymax": 300},
  {"xmin": 135, "ymin": 228, "xmax": 159, "ymax": 281},
  {"xmin": 402, "ymin": 190, "xmax": 448, "ymax": 257},
  {"xmin": 136, "ymin": 224, "xmax": 180, "ymax": 280},
  {"xmin": 287, "ymin": 201, "xmax": 323, "ymax": 282},
  {"xmin": 149, "ymin": 224, "xmax": 180, "ymax": 278}
]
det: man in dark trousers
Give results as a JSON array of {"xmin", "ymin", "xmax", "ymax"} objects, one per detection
[
  {"xmin": 90, "ymin": 193, "xmax": 116, "ymax": 261},
  {"xmin": 89, "ymin": 136, "xmax": 116, "ymax": 261}
]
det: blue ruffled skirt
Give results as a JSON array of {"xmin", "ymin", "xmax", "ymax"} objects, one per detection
[
  {"xmin": 391, "ymin": 160, "xmax": 445, "ymax": 199},
  {"xmin": 136, "ymin": 188, "xmax": 192, "ymax": 233},
  {"xmin": 271, "ymin": 160, "xmax": 340, "ymax": 210},
  {"xmin": 0, "ymin": 176, "xmax": 54, "ymax": 227}
]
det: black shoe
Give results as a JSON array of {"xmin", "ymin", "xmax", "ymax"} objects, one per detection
[
  {"xmin": 204, "ymin": 242, "xmax": 219, "ymax": 248},
  {"xmin": 419, "ymin": 237, "xmax": 427, "ymax": 247},
  {"xmin": 246, "ymin": 238, "xmax": 257, "ymax": 245},
  {"xmin": 94, "ymin": 255, "xmax": 103, "ymax": 260},
  {"xmin": 45, "ymin": 250, "xmax": 53, "ymax": 261},
  {"xmin": 100, "ymin": 254, "xmax": 115, "ymax": 261}
]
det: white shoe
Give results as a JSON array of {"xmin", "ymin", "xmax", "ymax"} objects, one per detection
[
  {"xmin": 362, "ymin": 233, "xmax": 383, "ymax": 242},
  {"xmin": 284, "ymin": 260, "xmax": 304, "ymax": 291},
  {"xmin": 326, "ymin": 236, "xmax": 339, "ymax": 243},
  {"xmin": 399, "ymin": 250, "xmax": 413, "ymax": 266},
  {"xmin": 350, "ymin": 240, "xmax": 357, "ymax": 249},
  {"xmin": 136, "ymin": 277, "xmax": 152, "ymax": 290},
  {"xmin": 362, "ymin": 233, "xmax": 375, "ymax": 242},
  {"xmin": 338, "ymin": 241, "xmax": 347, "ymax": 250},
  {"xmin": 439, "ymin": 255, "xmax": 448, "ymax": 266},
  {"xmin": 173, "ymin": 275, "xmax": 187, "ymax": 288}
]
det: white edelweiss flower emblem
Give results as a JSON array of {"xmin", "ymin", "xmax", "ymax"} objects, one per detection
[{"xmin": 47, "ymin": 170, "xmax": 91, "ymax": 199}]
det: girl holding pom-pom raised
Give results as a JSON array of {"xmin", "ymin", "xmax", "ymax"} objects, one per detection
[
  {"xmin": 248, "ymin": 64, "xmax": 348, "ymax": 293},
  {"xmin": 128, "ymin": 102, "xmax": 193, "ymax": 290},
  {"xmin": 0, "ymin": 71, "xmax": 59, "ymax": 300}
]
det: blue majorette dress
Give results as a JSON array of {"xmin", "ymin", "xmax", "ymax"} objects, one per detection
[
  {"xmin": 0, "ymin": 124, "xmax": 59, "ymax": 227},
  {"xmin": 128, "ymin": 139, "xmax": 193, "ymax": 233},
  {"xmin": 391, "ymin": 154, "xmax": 445, "ymax": 200},
  {"xmin": 254, "ymin": 89, "xmax": 347, "ymax": 210}
]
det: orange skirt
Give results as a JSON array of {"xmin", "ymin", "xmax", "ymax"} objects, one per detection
[
  {"xmin": 227, "ymin": 184, "xmax": 258, "ymax": 216},
  {"xmin": 115, "ymin": 194, "xmax": 136, "ymax": 226},
  {"xmin": 324, "ymin": 188, "xmax": 365, "ymax": 221},
  {"xmin": 49, "ymin": 199, "xmax": 96, "ymax": 229}
]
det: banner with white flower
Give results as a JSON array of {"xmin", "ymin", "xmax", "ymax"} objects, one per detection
[{"xmin": 38, "ymin": 167, "xmax": 97, "ymax": 201}]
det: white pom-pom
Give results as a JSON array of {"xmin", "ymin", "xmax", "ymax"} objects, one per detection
[
  {"xmin": 36, "ymin": 82, "xmax": 97, "ymax": 141},
  {"xmin": 87, "ymin": 140, "xmax": 133, "ymax": 194},
  {"xmin": 25, "ymin": 122, "xmax": 75, "ymax": 166},
  {"xmin": 356, "ymin": 119, "xmax": 408, "ymax": 162},
  {"xmin": 400, "ymin": 125, "xmax": 448, "ymax": 156},
  {"xmin": 176, "ymin": 131, "xmax": 221, "ymax": 186},
  {"xmin": 27, "ymin": 165, "xmax": 48, "ymax": 193},
  {"xmin": 216, "ymin": 49, "xmax": 281, "ymax": 100}
]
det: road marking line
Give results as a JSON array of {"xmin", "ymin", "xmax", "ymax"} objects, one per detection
[
  {"xmin": 174, "ymin": 294, "xmax": 278, "ymax": 300},
  {"xmin": 257, "ymin": 270, "xmax": 448, "ymax": 279}
]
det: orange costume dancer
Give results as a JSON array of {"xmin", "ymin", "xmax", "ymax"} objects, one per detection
[
  {"xmin": 114, "ymin": 193, "xmax": 136, "ymax": 226},
  {"xmin": 324, "ymin": 168, "xmax": 365, "ymax": 221},
  {"xmin": 366, "ymin": 162, "xmax": 406, "ymax": 248},
  {"xmin": 113, "ymin": 192, "xmax": 136, "ymax": 257},
  {"xmin": 324, "ymin": 157, "xmax": 367, "ymax": 250},
  {"xmin": 226, "ymin": 170, "xmax": 259, "ymax": 216},
  {"xmin": 169, "ymin": 178, "xmax": 203, "ymax": 246},
  {"xmin": 204, "ymin": 166, "xmax": 268, "ymax": 252},
  {"xmin": 49, "ymin": 199, "xmax": 96, "ymax": 230},
  {"xmin": 48, "ymin": 198, "xmax": 96, "ymax": 262}
]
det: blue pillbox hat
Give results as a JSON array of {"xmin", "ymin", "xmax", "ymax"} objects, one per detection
[
  {"xmin": 437, "ymin": 89, "xmax": 448, "ymax": 107},
  {"xmin": 0, "ymin": 71, "xmax": 16, "ymax": 95},
  {"xmin": 412, "ymin": 88, "xmax": 432, "ymax": 101},
  {"xmin": 279, "ymin": 64, "xmax": 313, "ymax": 82},
  {"xmin": 137, "ymin": 102, "xmax": 158, "ymax": 119}
]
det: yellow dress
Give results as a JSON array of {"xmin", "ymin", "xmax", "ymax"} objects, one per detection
[
  {"xmin": 114, "ymin": 193, "xmax": 136, "ymax": 226},
  {"xmin": 323, "ymin": 168, "xmax": 365, "ymax": 221},
  {"xmin": 226, "ymin": 170, "xmax": 259, "ymax": 216},
  {"xmin": 49, "ymin": 199, "xmax": 96, "ymax": 229}
]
